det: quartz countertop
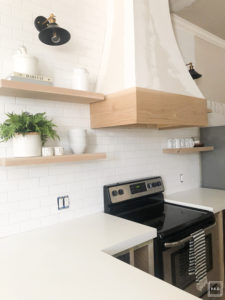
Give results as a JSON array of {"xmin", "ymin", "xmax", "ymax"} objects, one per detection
[
  {"xmin": 0, "ymin": 212, "xmax": 198, "ymax": 300},
  {"xmin": 166, "ymin": 187, "xmax": 225, "ymax": 213}
]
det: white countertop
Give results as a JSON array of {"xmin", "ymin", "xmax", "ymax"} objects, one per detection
[
  {"xmin": 166, "ymin": 187, "xmax": 225, "ymax": 213},
  {"xmin": 0, "ymin": 212, "xmax": 198, "ymax": 300}
]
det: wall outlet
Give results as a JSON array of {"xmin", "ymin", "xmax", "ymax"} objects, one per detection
[
  {"xmin": 179, "ymin": 174, "xmax": 184, "ymax": 183},
  {"xmin": 57, "ymin": 195, "xmax": 70, "ymax": 210}
]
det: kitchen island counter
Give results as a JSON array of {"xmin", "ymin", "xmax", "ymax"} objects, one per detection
[{"xmin": 0, "ymin": 212, "xmax": 199, "ymax": 300}]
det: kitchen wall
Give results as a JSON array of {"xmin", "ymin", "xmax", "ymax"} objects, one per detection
[
  {"xmin": 0, "ymin": 0, "xmax": 201, "ymax": 238},
  {"xmin": 172, "ymin": 14, "xmax": 225, "ymax": 126},
  {"xmin": 173, "ymin": 16, "xmax": 225, "ymax": 104},
  {"xmin": 195, "ymin": 37, "xmax": 225, "ymax": 103}
]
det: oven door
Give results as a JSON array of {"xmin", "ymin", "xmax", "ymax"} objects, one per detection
[{"xmin": 162, "ymin": 222, "xmax": 221, "ymax": 298}]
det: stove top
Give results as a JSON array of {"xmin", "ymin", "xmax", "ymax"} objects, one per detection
[
  {"xmin": 104, "ymin": 177, "xmax": 215, "ymax": 241},
  {"xmin": 131, "ymin": 203, "xmax": 215, "ymax": 240}
]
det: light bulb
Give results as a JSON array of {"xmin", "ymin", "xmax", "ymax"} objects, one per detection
[{"xmin": 51, "ymin": 31, "xmax": 61, "ymax": 44}]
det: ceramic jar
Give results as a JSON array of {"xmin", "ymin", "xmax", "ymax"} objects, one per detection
[
  {"xmin": 72, "ymin": 68, "xmax": 89, "ymax": 91},
  {"xmin": 68, "ymin": 128, "xmax": 87, "ymax": 154},
  {"xmin": 54, "ymin": 146, "xmax": 64, "ymax": 156},
  {"xmin": 12, "ymin": 132, "xmax": 42, "ymax": 157},
  {"xmin": 13, "ymin": 46, "xmax": 38, "ymax": 75},
  {"xmin": 42, "ymin": 147, "xmax": 54, "ymax": 157}
]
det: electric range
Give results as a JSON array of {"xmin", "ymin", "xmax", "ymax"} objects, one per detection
[{"xmin": 104, "ymin": 177, "xmax": 217, "ymax": 297}]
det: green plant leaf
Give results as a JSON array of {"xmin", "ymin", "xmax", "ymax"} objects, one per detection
[{"xmin": 0, "ymin": 112, "xmax": 59, "ymax": 145}]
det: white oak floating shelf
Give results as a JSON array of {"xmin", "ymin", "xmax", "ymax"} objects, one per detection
[
  {"xmin": 163, "ymin": 146, "xmax": 214, "ymax": 154},
  {"xmin": 0, "ymin": 79, "xmax": 105, "ymax": 104},
  {"xmin": 0, "ymin": 153, "xmax": 107, "ymax": 167}
]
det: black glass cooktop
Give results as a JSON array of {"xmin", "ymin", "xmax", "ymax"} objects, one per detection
[{"xmin": 122, "ymin": 203, "xmax": 215, "ymax": 240}]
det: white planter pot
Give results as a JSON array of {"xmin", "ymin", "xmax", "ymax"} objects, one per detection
[
  {"xmin": 12, "ymin": 133, "xmax": 42, "ymax": 157},
  {"xmin": 68, "ymin": 128, "xmax": 87, "ymax": 154}
]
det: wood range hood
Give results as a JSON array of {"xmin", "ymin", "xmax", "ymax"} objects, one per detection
[
  {"xmin": 91, "ymin": 0, "xmax": 208, "ymax": 129},
  {"xmin": 90, "ymin": 87, "xmax": 208, "ymax": 129}
]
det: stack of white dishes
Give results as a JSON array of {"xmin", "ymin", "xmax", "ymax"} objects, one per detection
[{"xmin": 68, "ymin": 128, "xmax": 87, "ymax": 154}]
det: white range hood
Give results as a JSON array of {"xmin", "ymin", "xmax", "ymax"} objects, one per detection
[
  {"xmin": 97, "ymin": 0, "xmax": 203, "ymax": 98},
  {"xmin": 91, "ymin": 0, "xmax": 207, "ymax": 129}
]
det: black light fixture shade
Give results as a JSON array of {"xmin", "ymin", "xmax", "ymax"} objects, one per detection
[
  {"xmin": 34, "ymin": 14, "xmax": 71, "ymax": 46},
  {"xmin": 39, "ymin": 24, "xmax": 71, "ymax": 46},
  {"xmin": 186, "ymin": 62, "xmax": 202, "ymax": 80}
]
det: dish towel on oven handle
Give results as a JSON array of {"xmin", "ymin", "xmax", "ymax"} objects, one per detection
[{"xmin": 188, "ymin": 228, "xmax": 208, "ymax": 291}]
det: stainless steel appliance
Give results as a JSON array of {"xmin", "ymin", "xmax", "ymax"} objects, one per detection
[{"xmin": 104, "ymin": 177, "xmax": 219, "ymax": 298}]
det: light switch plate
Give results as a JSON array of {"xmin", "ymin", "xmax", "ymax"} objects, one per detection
[
  {"xmin": 63, "ymin": 196, "xmax": 70, "ymax": 209},
  {"xmin": 57, "ymin": 196, "xmax": 64, "ymax": 210},
  {"xmin": 57, "ymin": 195, "xmax": 70, "ymax": 210}
]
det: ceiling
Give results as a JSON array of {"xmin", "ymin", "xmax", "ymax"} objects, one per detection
[{"xmin": 169, "ymin": 0, "xmax": 225, "ymax": 40}]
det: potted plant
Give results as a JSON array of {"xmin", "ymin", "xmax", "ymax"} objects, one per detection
[{"xmin": 0, "ymin": 112, "xmax": 59, "ymax": 157}]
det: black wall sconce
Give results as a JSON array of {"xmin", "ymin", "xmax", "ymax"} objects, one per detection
[
  {"xmin": 186, "ymin": 62, "xmax": 202, "ymax": 80},
  {"xmin": 34, "ymin": 13, "xmax": 71, "ymax": 46}
]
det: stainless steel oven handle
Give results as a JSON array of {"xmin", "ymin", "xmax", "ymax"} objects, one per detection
[{"xmin": 164, "ymin": 223, "xmax": 216, "ymax": 249}]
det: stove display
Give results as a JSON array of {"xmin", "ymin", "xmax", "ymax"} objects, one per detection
[{"xmin": 130, "ymin": 182, "xmax": 147, "ymax": 194}]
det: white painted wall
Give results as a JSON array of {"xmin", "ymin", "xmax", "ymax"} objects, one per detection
[
  {"xmin": 0, "ymin": 0, "xmax": 201, "ymax": 238},
  {"xmin": 172, "ymin": 14, "xmax": 225, "ymax": 126},
  {"xmin": 172, "ymin": 23, "xmax": 196, "ymax": 65}
]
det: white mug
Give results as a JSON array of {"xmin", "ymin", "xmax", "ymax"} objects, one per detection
[
  {"xmin": 54, "ymin": 146, "xmax": 64, "ymax": 156},
  {"xmin": 187, "ymin": 138, "xmax": 194, "ymax": 148},
  {"xmin": 167, "ymin": 139, "xmax": 174, "ymax": 149},
  {"xmin": 174, "ymin": 138, "xmax": 181, "ymax": 149},
  {"xmin": 185, "ymin": 138, "xmax": 190, "ymax": 148},
  {"xmin": 180, "ymin": 138, "xmax": 185, "ymax": 148},
  {"xmin": 42, "ymin": 147, "xmax": 54, "ymax": 157}
]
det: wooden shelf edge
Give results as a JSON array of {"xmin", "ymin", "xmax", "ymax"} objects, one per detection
[
  {"xmin": 163, "ymin": 146, "xmax": 214, "ymax": 154},
  {"xmin": 0, "ymin": 79, "xmax": 105, "ymax": 104},
  {"xmin": 0, "ymin": 153, "xmax": 107, "ymax": 167}
]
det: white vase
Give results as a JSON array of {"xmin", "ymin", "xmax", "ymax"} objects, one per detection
[
  {"xmin": 12, "ymin": 133, "xmax": 42, "ymax": 157},
  {"xmin": 72, "ymin": 68, "xmax": 89, "ymax": 91},
  {"xmin": 68, "ymin": 128, "xmax": 87, "ymax": 154}
]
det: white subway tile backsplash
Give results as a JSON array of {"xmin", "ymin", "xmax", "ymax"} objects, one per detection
[
  {"xmin": 9, "ymin": 211, "xmax": 29, "ymax": 224},
  {"xmin": 41, "ymin": 215, "xmax": 60, "ymax": 227},
  {"xmin": 20, "ymin": 219, "xmax": 41, "ymax": 232},
  {"xmin": 28, "ymin": 166, "xmax": 49, "ymax": 178},
  {"xmin": 8, "ymin": 190, "xmax": 30, "ymax": 202},
  {"xmin": 0, "ymin": 213, "xmax": 8, "ymax": 225},
  {"xmin": 19, "ymin": 198, "xmax": 40, "ymax": 210},
  {"xmin": 7, "ymin": 168, "xmax": 29, "ymax": 180},
  {"xmin": 0, "ymin": 0, "xmax": 203, "ymax": 238},
  {"xmin": 18, "ymin": 178, "xmax": 39, "ymax": 191}
]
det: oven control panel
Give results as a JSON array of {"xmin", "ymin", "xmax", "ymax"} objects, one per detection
[{"xmin": 107, "ymin": 177, "xmax": 164, "ymax": 204}]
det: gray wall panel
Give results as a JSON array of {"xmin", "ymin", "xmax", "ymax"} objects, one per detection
[{"xmin": 200, "ymin": 126, "xmax": 225, "ymax": 189}]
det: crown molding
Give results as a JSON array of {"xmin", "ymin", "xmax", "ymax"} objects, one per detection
[{"xmin": 171, "ymin": 13, "xmax": 225, "ymax": 50}]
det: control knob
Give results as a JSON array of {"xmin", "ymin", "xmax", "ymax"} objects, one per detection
[
  {"xmin": 118, "ymin": 189, "xmax": 124, "ymax": 195},
  {"xmin": 112, "ymin": 190, "xmax": 118, "ymax": 196}
]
